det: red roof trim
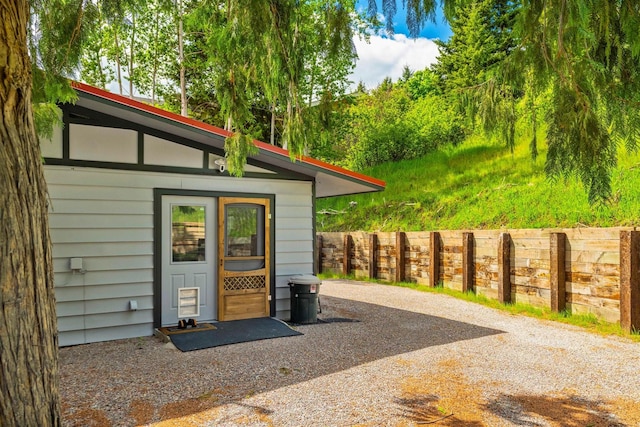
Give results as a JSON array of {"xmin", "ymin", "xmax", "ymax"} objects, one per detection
[
  {"xmin": 72, "ymin": 81, "xmax": 234, "ymax": 138},
  {"xmin": 254, "ymin": 142, "xmax": 386, "ymax": 187},
  {"xmin": 71, "ymin": 81, "xmax": 386, "ymax": 189}
]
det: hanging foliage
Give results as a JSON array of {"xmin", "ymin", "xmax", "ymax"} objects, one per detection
[{"xmin": 195, "ymin": 0, "xmax": 358, "ymax": 174}]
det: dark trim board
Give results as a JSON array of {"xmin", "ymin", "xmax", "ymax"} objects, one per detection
[
  {"xmin": 312, "ymin": 181, "xmax": 317, "ymax": 274},
  {"xmin": 43, "ymin": 157, "xmax": 313, "ymax": 181},
  {"xmin": 153, "ymin": 188, "xmax": 277, "ymax": 328},
  {"xmin": 62, "ymin": 107, "xmax": 70, "ymax": 160},
  {"xmin": 58, "ymin": 103, "xmax": 311, "ymax": 181},
  {"xmin": 137, "ymin": 132, "xmax": 144, "ymax": 166}
]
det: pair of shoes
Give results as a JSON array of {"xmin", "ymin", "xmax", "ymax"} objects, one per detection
[{"xmin": 177, "ymin": 318, "xmax": 198, "ymax": 329}]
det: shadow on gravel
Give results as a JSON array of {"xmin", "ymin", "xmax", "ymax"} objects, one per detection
[
  {"xmin": 61, "ymin": 294, "xmax": 504, "ymax": 426},
  {"xmin": 484, "ymin": 393, "xmax": 625, "ymax": 427},
  {"xmin": 398, "ymin": 392, "xmax": 626, "ymax": 426},
  {"xmin": 397, "ymin": 395, "xmax": 484, "ymax": 426}
]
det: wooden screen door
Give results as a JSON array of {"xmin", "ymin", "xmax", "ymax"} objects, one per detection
[{"xmin": 218, "ymin": 197, "xmax": 271, "ymax": 321}]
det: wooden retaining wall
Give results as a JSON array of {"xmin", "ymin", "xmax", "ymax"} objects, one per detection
[{"xmin": 317, "ymin": 228, "xmax": 640, "ymax": 332}]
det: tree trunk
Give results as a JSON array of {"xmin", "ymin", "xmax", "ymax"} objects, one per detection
[
  {"xmin": 282, "ymin": 98, "xmax": 291, "ymax": 150},
  {"xmin": 0, "ymin": 1, "xmax": 61, "ymax": 426},
  {"xmin": 128, "ymin": 12, "xmax": 136, "ymax": 98},
  {"xmin": 114, "ymin": 28, "xmax": 123, "ymax": 95},
  {"xmin": 151, "ymin": 6, "xmax": 160, "ymax": 106},
  {"xmin": 270, "ymin": 103, "xmax": 276, "ymax": 145},
  {"xmin": 177, "ymin": 0, "xmax": 187, "ymax": 116}
]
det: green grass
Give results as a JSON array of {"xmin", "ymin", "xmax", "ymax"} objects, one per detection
[
  {"xmin": 316, "ymin": 133, "xmax": 640, "ymax": 340},
  {"xmin": 317, "ymin": 133, "xmax": 640, "ymax": 231},
  {"xmin": 319, "ymin": 273, "xmax": 640, "ymax": 341}
]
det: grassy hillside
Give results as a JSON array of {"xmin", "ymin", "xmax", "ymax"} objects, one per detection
[{"xmin": 317, "ymin": 135, "xmax": 640, "ymax": 232}]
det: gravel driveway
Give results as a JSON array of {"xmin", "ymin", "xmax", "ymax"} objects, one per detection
[{"xmin": 60, "ymin": 279, "xmax": 640, "ymax": 426}]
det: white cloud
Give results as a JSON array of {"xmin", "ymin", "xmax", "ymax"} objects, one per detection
[{"xmin": 349, "ymin": 34, "xmax": 439, "ymax": 90}]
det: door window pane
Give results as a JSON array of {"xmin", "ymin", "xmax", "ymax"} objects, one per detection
[
  {"xmin": 172, "ymin": 205, "xmax": 206, "ymax": 262},
  {"xmin": 225, "ymin": 205, "xmax": 264, "ymax": 257}
]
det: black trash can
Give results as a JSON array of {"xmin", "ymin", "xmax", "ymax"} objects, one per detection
[{"xmin": 288, "ymin": 275, "xmax": 321, "ymax": 324}]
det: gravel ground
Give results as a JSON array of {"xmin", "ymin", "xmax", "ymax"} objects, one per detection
[{"xmin": 60, "ymin": 279, "xmax": 640, "ymax": 426}]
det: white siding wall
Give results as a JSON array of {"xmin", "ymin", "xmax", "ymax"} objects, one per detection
[{"xmin": 46, "ymin": 166, "xmax": 314, "ymax": 346}]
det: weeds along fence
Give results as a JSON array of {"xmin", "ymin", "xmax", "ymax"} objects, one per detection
[{"xmin": 316, "ymin": 228, "xmax": 640, "ymax": 332}]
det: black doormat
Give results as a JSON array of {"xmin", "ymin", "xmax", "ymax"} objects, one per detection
[{"xmin": 169, "ymin": 317, "xmax": 302, "ymax": 352}]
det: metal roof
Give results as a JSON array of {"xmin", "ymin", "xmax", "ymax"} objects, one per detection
[{"xmin": 72, "ymin": 82, "xmax": 385, "ymax": 198}]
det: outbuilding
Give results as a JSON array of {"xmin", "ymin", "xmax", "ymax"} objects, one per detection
[{"xmin": 41, "ymin": 82, "xmax": 385, "ymax": 346}]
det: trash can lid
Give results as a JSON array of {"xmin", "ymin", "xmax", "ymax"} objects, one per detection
[{"xmin": 288, "ymin": 274, "xmax": 321, "ymax": 285}]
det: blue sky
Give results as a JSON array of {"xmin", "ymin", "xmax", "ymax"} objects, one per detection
[
  {"xmin": 350, "ymin": 1, "xmax": 452, "ymax": 89},
  {"xmin": 392, "ymin": 2, "xmax": 452, "ymax": 39}
]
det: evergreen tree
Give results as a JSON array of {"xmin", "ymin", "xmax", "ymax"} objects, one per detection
[
  {"xmin": 432, "ymin": 0, "xmax": 517, "ymax": 94},
  {"xmin": 430, "ymin": 0, "xmax": 518, "ymax": 141},
  {"xmin": 399, "ymin": 65, "xmax": 413, "ymax": 83}
]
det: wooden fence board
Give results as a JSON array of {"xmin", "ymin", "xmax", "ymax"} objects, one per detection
[
  {"xmin": 369, "ymin": 234, "xmax": 378, "ymax": 279},
  {"xmin": 570, "ymin": 262, "xmax": 619, "ymax": 275},
  {"xmin": 513, "ymin": 258, "xmax": 550, "ymax": 269},
  {"xmin": 512, "ymin": 238, "xmax": 553, "ymax": 249},
  {"xmin": 568, "ymin": 293, "xmax": 620, "ymax": 310},
  {"xmin": 498, "ymin": 233, "xmax": 511, "ymax": 304},
  {"xmin": 510, "ymin": 248, "xmax": 551, "ymax": 260},
  {"xmin": 568, "ymin": 251, "xmax": 619, "ymax": 264},
  {"xmin": 343, "ymin": 234, "xmax": 352, "ymax": 276},
  {"xmin": 567, "ymin": 282, "xmax": 620, "ymax": 299},
  {"xmin": 317, "ymin": 227, "xmax": 637, "ymax": 326},
  {"xmin": 429, "ymin": 232, "xmax": 440, "ymax": 287},
  {"xmin": 476, "ymin": 287, "xmax": 499, "ymax": 300},
  {"xmin": 566, "ymin": 227, "xmax": 635, "ymax": 240},
  {"xmin": 396, "ymin": 232, "xmax": 406, "ymax": 283},
  {"xmin": 550, "ymin": 232, "xmax": 567, "ymax": 312},
  {"xmin": 566, "ymin": 240, "xmax": 621, "ymax": 251},
  {"xmin": 619, "ymin": 230, "xmax": 640, "ymax": 332},
  {"xmin": 566, "ymin": 271, "xmax": 619, "ymax": 287},
  {"xmin": 462, "ymin": 232, "xmax": 474, "ymax": 292},
  {"xmin": 512, "ymin": 275, "xmax": 551, "ymax": 288},
  {"xmin": 567, "ymin": 303, "xmax": 619, "ymax": 324}
]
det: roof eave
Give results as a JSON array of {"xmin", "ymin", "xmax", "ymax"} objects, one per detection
[{"xmin": 71, "ymin": 81, "xmax": 386, "ymax": 197}]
